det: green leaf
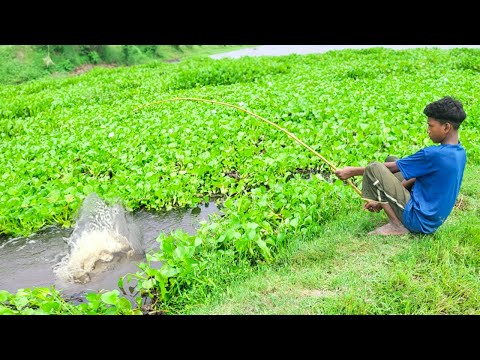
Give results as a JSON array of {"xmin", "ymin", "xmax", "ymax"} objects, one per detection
[
  {"xmin": 256, "ymin": 238, "xmax": 267, "ymax": 250},
  {"xmin": 14, "ymin": 296, "xmax": 29, "ymax": 309},
  {"xmin": 0, "ymin": 307, "xmax": 16, "ymax": 315},
  {"xmin": 100, "ymin": 290, "xmax": 120, "ymax": 305},
  {"xmin": 246, "ymin": 222, "xmax": 259, "ymax": 230},
  {"xmin": 160, "ymin": 266, "xmax": 180, "ymax": 278},
  {"xmin": 104, "ymin": 307, "xmax": 118, "ymax": 315},
  {"xmin": 83, "ymin": 184, "xmax": 94, "ymax": 195},
  {"xmin": 290, "ymin": 217, "xmax": 299, "ymax": 228},
  {"xmin": 117, "ymin": 297, "xmax": 132, "ymax": 311},
  {"xmin": 85, "ymin": 292, "xmax": 100, "ymax": 302},
  {"xmin": 246, "ymin": 229, "xmax": 257, "ymax": 241},
  {"xmin": 142, "ymin": 279, "xmax": 154, "ymax": 290},
  {"xmin": 40, "ymin": 301, "xmax": 61, "ymax": 313},
  {"xmin": 21, "ymin": 308, "xmax": 39, "ymax": 315},
  {"xmin": 0, "ymin": 290, "xmax": 11, "ymax": 302},
  {"xmin": 194, "ymin": 236, "xmax": 203, "ymax": 246}
]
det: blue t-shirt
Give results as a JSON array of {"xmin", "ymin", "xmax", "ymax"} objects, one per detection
[{"xmin": 396, "ymin": 143, "xmax": 466, "ymax": 234}]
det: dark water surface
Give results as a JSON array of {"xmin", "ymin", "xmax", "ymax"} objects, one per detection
[{"xmin": 0, "ymin": 203, "xmax": 221, "ymax": 301}]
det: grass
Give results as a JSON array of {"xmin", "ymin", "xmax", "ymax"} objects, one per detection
[
  {"xmin": 185, "ymin": 165, "xmax": 480, "ymax": 315},
  {"xmin": 0, "ymin": 45, "xmax": 257, "ymax": 85},
  {"xmin": 0, "ymin": 45, "xmax": 50, "ymax": 84}
]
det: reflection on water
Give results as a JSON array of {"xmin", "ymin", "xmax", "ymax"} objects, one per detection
[{"xmin": 0, "ymin": 202, "xmax": 222, "ymax": 302}]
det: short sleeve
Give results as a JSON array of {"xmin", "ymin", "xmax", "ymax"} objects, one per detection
[{"xmin": 396, "ymin": 148, "xmax": 434, "ymax": 180}]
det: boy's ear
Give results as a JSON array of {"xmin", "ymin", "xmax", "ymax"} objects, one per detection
[{"xmin": 444, "ymin": 122, "xmax": 452, "ymax": 132}]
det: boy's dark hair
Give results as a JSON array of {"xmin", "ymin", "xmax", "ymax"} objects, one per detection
[{"xmin": 423, "ymin": 96, "xmax": 466, "ymax": 129}]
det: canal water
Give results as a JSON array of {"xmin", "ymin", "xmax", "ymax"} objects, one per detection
[{"xmin": 0, "ymin": 194, "xmax": 222, "ymax": 302}]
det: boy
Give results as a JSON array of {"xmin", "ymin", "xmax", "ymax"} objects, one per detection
[{"xmin": 334, "ymin": 96, "xmax": 467, "ymax": 236}]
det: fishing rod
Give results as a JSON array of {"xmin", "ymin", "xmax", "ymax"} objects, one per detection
[{"xmin": 134, "ymin": 97, "xmax": 362, "ymax": 197}]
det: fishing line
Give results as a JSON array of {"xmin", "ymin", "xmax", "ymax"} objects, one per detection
[{"xmin": 134, "ymin": 97, "xmax": 362, "ymax": 197}]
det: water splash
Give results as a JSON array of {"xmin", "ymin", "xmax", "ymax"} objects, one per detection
[{"xmin": 53, "ymin": 193, "xmax": 143, "ymax": 284}]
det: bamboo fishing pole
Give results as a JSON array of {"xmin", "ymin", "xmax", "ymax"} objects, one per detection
[{"xmin": 134, "ymin": 97, "xmax": 362, "ymax": 197}]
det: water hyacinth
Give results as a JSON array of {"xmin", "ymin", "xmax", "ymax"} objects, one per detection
[{"xmin": 0, "ymin": 47, "xmax": 479, "ymax": 314}]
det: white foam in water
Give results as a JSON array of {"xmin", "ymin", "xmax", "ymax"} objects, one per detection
[{"xmin": 53, "ymin": 193, "xmax": 144, "ymax": 284}]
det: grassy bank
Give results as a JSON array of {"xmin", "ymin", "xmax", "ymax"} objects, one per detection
[
  {"xmin": 185, "ymin": 165, "xmax": 480, "ymax": 314},
  {"xmin": 0, "ymin": 45, "xmax": 255, "ymax": 85}
]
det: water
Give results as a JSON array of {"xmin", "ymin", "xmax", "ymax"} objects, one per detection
[
  {"xmin": 53, "ymin": 193, "xmax": 144, "ymax": 285},
  {"xmin": 210, "ymin": 45, "xmax": 480, "ymax": 59},
  {"xmin": 0, "ymin": 194, "xmax": 222, "ymax": 302}
]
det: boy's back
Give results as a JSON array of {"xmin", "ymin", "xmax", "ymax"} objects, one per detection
[{"xmin": 397, "ymin": 143, "xmax": 466, "ymax": 234}]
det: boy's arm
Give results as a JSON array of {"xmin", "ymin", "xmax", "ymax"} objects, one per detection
[
  {"xmin": 384, "ymin": 161, "xmax": 400, "ymax": 173},
  {"xmin": 334, "ymin": 166, "xmax": 365, "ymax": 180},
  {"xmin": 335, "ymin": 161, "xmax": 400, "ymax": 180}
]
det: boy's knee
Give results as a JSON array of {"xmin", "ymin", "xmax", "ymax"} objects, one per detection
[
  {"xmin": 366, "ymin": 161, "xmax": 383, "ymax": 173},
  {"xmin": 385, "ymin": 155, "xmax": 399, "ymax": 162}
]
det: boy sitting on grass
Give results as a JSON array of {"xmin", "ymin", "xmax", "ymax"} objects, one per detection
[{"xmin": 334, "ymin": 96, "xmax": 467, "ymax": 236}]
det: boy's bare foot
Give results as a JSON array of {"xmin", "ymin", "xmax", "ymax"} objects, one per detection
[{"xmin": 368, "ymin": 222, "xmax": 410, "ymax": 236}]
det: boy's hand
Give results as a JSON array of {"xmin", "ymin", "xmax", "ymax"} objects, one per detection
[
  {"xmin": 402, "ymin": 177, "xmax": 416, "ymax": 191},
  {"xmin": 334, "ymin": 167, "xmax": 357, "ymax": 180}
]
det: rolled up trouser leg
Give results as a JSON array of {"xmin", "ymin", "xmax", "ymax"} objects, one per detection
[{"xmin": 362, "ymin": 161, "xmax": 411, "ymax": 222}]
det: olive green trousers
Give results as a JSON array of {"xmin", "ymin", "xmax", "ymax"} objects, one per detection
[{"xmin": 361, "ymin": 156, "xmax": 411, "ymax": 222}]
